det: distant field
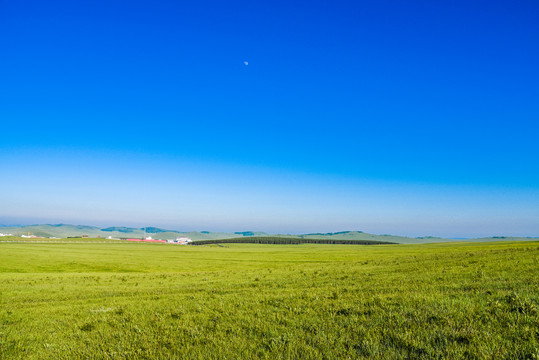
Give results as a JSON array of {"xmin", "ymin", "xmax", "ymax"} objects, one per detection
[
  {"xmin": 0, "ymin": 236, "xmax": 126, "ymax": 243},
  {"xmin": 0, "ymin": 241, "xmax": 538, "ymax": 359}
]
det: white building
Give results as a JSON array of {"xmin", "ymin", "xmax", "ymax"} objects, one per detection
[{"xmin": 166, "ymin": 237, "xmax": 192, "ymax": 245}]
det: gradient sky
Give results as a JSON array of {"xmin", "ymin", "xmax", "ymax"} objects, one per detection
[{"xmin": 1, "ymin": 0, "xmax": 538, "ymax": 237}]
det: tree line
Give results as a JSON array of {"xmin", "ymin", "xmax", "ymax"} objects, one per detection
[{"xmin": 189, "ymin": 237, "xmax": 396, "ymax": 245}]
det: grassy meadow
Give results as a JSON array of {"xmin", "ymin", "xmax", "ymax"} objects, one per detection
[{"xmin": 0, "ymin": 239, "xmax": 538, "ymax": 359}]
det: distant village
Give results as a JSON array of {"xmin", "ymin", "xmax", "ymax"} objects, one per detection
[{"xmin": 0, "ymin": 233, "xmax": 193, "ymax": 244}]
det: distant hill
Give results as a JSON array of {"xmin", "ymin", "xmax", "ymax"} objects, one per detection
[
  {"xmin": 285, "ymin": 231, "xmax": 450, "ymax": 244},
  {"xmin": 0, "ymin": 224, "xmax": 102, "ymax": 238},
  {"xmin": 234, "ymin": 231, "xmax": 269, "ymax": 237},
  {"xmin": 1, "ymin": 224, "xmax": 538, "ymax": 244},
  {"xmin": 101, "ymin": 227, "xmax": 137, "ymax": 233},
  {"xmin": 101, "ymin": 226, "xmax": 172, "ymax": 233},
  {"xmin": 0, "ymin": 224, "xmax": 253, "ymax": 241}
]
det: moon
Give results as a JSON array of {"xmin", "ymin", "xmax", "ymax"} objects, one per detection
[{"xmin": 244, "ymin": 61, "xmax": 248, "ymax": 66}]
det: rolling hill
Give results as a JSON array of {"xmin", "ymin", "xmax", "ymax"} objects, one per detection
[{"xmin": 1, "ymin": 224, "xmax": 538, "ymax": 244}]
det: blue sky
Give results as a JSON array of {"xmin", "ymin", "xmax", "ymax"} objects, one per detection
[{"xmin": 1, "ymin": 0, "xmax": 538, "ymax": 237}]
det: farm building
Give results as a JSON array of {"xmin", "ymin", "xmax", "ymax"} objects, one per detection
[{"xmin": 166, "ymin": 237, "xmax": 192, "ymax": 245}]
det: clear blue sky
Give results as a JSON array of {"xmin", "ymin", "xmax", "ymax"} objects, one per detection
[{"xmin": 1, "ymin": 0, "xmax": 538, "ymax": 237}]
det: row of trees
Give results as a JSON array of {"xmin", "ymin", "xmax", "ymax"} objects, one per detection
[{"xmin": 189, "ymin": 237, "xmax": 395, "ymax": 246}]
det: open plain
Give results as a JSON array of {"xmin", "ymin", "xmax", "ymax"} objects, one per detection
[{"xmin": 1, "ymin": 239, "xmax": 538, "ymax": 359}]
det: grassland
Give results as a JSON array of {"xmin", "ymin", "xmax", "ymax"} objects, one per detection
[{"xmin": 0, "ymin": 240, "xmax": 538, "ymax": 359}]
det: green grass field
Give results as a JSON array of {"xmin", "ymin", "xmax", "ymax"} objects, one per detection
[{"xmin": 1, "ymin": 240, "xmax": 538, "ymax": 359}]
